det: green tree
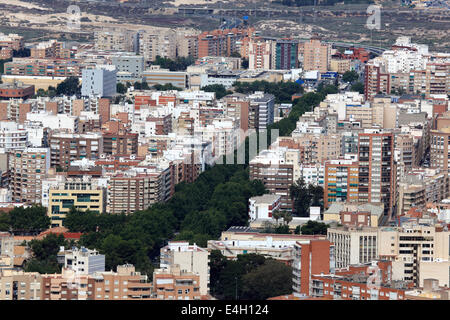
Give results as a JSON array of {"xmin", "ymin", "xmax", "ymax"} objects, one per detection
[
  {"xmin": 56, "ymin": 76, "xmax": 80, "ymax": 96},
  {"xmin": 0, "ymin": 212, "xmax": 10, "ymax": 231},
  {"xmin": 153, "ymin": 83, "xmax": 182, "ymax": 91},
  {"xmin": 241, "ymin": 259, "xmax": 293, "ymax": 300},
  {"xmin": 24, "ymin": 233, "xmax": 67, "ymax": 274},
  {"xmin": 282, "ymin": 211, "xmax": 293, "ymax": 225},
  {"xmin": 350, "ymin": 81, "xmax": 365, "ymax": 94},
  {"xmin": 300, "ymin": 220, "xmax": 329, "ymax": 235},
  {"xmin": 272, "ymin": 209, "xmax": 282, "ymax": 225},
  {"xmin": 152, "ymin": 56, "xmax": 195, "ymax": 71},
  {"xmin": 241, "ymin": 58, "xmax": 249, "ymax": 69},
  {"xmin": 117, "ymin": 82, "xmax": 127, "ymax": 94},
  {"xmin": 342, "ymin": 70, "xmax": 359, "ymax": 83},
  {"xmin": 289, "ymin": 178, "xmax": 312, "ymax": 217},
  {"xmin": 201, "ymin": 84, "xmax": 232, "ymax": 99},
  {"xmin": 9, "ymin": 206, "xmax": 50, "ymax": 234}
]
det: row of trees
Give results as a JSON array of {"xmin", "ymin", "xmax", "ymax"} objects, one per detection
[{"xmin": 233, "ymin": 80, "xmax": 304, "ymax": 103}]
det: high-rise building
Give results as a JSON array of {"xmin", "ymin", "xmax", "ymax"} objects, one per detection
[
  {"xmin": 138, "ymin": 30, "xmax": 177, "ymax": 61},
  {"xmin": 430, "ymin": 128, "xmax": 450, "ymax": 174},
  {"xmin": 81, "ymin": 65, "xmax": 117, "ymax": 98},
  {"xmin": 249, "ymin": 148, "xmax": 295, "ymax": 211},
  {"xmin": 94, "ymin": 29, "xmax": 138, "ymax": 52},
  {"xmin": 9, "ymin": 148, "xmax": 50, "ymax": 204},
  {"xmin": 364, "ymin": 63, "xmax": 391, "ymax": 101},
  {"xmin": 324, "ymin": 158, "xmax": 359, "ymax": 208},
  {"xmin": 248, "ymin": 92, "xmax": 275, "ymax": 130},
  {"xmin": 301, "ymin": 37, "xmax": 331, "ymax": 73},
  {"xmin": 275, "ymin": 39, "xmax": 299, "ymax": 70},
  {"xmin": 358, "ymin": 131, "xmax": 395, "ymax": 217},
  {"xmin": 248, "ymin": 40, "xmax": 273, "ymax": 70},
  {"xmin": 292, "ymin": 240, "xmax": 335, "ymax": 296}
]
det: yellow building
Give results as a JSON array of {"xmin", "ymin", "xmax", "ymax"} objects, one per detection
[
  {"xmin": 48, "ymin": 188, "xmax": 106, "ymax": 227},
  {"xmin": 330, "ymin": 59, "xmax": 351, "ymax": 74}
]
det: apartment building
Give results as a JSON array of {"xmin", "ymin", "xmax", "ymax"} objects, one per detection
[
  {"xmin": 0, "ymin": 121, "xmax": 27, "ymax": 152},
  {"xmin": 94, "ymin": 29, "xmax": 138, "ymax": 52},
  {"xmin": 248, "ymin": 40, "xmax": 273, "ymax": 71},
  {"xmin": 397, "ymin": 183, "xmax": 426, "ymax": 216},
  {"xmin": 81, "ymin": 65, "xmax": 117, "ymax": 98},
  {"xmin": 92, "ymin": 264, "xmax": 152, "ymax": 300},
  {"xmin": 30, "ymin": 40, "xmax": 71, "ymax": 59},
  {"xmin": 63, "ymin": 247, "xmax": 106, "ymax": 275},
  {"xmin": 275, "ymin": 39, "xmax": 299, "ymax": 70},
  {"xmin": 159, "ymin": 241, "xmax": 209, "ymax": 296},
  {"xmin": 358, "ymin": 131, "xmax": 395, "ymax": 217},
  {"xmin": 4, "ymin": 58, "xmax": 82, "ymax": 77},
  {"xmin": 248, "ymin": 194, "xmax": 281, "ymax": 221},
  {"xmin": 310, "ymin": 261, "xmax": 408, "ymax": 300},
  {"xmin": 248, "ymin": 92, "xmax": 275, "ymax": 130},
  {"xmin": 0, "ymin": 33, "xmax": 24, "ymax": 51},
  {"xmin": 102, "ymin": 131, "xmax": 138, "ymax": 156},
  {"xmin": 291, "ymin": 134, "xmax": 342, "ymax": 165},
  {"xmin": 41, "ymin": 264, "xmax": 151, "ymax": 300},
  {"xmin": 364, "ymin": 63, "xmax": 391, "ymax": 101},
  {"xmin": 197, "ymin": 27, "xmax": 256, "ymax": 58},
  {"xmin": 327, "ymin": 226, "xmax": 378, "ymax": 269},
  {"xmin": 292, "ymin": 240, "xmax": 335, "ymax": 295},
  {"xmin": 0, "ymin": 270, "xmax": 42, "ymax": 300},
  {"xmin": 108, "ymin": 171, "xmax": 167, "ymax": 214},
  {"xmin": 430, "ymin": 128, "xmax": 450, "ymax": 174},
  {"xmin": 301, "ymin": 37, "xmax": 331, "ymax": 73},
  {"xmin": 249, "ymin": 148, "xmax": 295, "ymax": 211},
  {"xmin": 152, "ymin": 264, "xmax": 201, "ymax": 300},
  {"xmin": 138, "ymin": 29, "xmax": 177, "ymax": 61},
  {"xmin": 9, "ymin": 148, "xmax": 50, "ymax": 204},
  {"xmin": 324, "ymin": 158, "xmax": 359, "ymax": 208},
  {"xmin": 48, "ymin": 132, "xmax": 103, "ymax": 170},
  {"xmin": 401, "ymin": 168, "xmax": 449, "ymax": 204},
  {"xmin": 378, "ymin": 223, "xmax": 450, "ymax": 286}
]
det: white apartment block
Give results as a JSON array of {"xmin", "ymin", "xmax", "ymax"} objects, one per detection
[{"xmin": 64, "ymin": 247, "xmax": 106, "ymax": 275}]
